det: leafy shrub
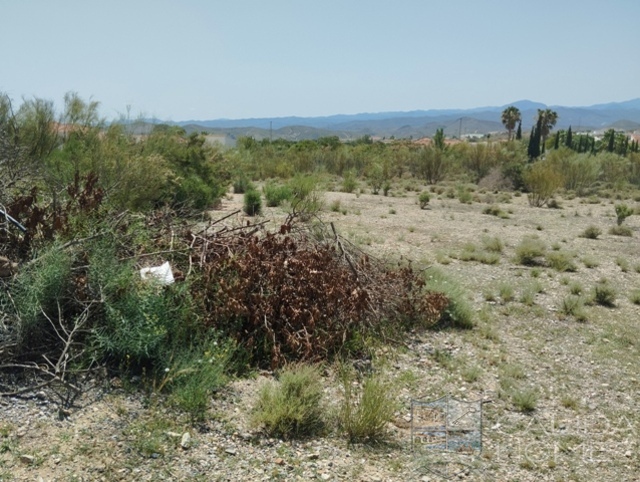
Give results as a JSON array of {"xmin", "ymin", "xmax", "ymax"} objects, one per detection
[
  {"xmin": 166, "ymin": 337, "xmax": 232, "ymax": 423},
  {"xmin": 580, "ymin": 225, "xmax": 602, "ymax": 239},
  {"xmin": 339, "ymin": 368, "xmax": 396, "ymax": 444},
  {"xmin": 629, "ymin": 289, "xmax": 640, "ymax": 305},
  {"xmin": 457, "ymin": 186, "xmax": 473, "ymax": 204},
  {"xmin": 263, "ymin": 181, "xmax": 293, "ymax": 207},
  {"xmin": 514, "ymin": 236, "xmax": 546, "ymax": 266},
  {"xmin": 9, "ymin": 243, "xmax": 73, "ymax": 347},
  {"xmin": 243, "ymin": 188, "xmax": 262, "ymax": 216},
  {"xmin": 251, "ymin": 364, "xmax": 325, "ymax": 439},
  {"xmin": 418, "ymin": 191, "xmax": 430, "ymax": 209},
  {"xmin": 614, "ymin": 203, "xmax": 634, "ymax": 225},
  {"xmin": 286, "ymin": 175, "xmax": 324, "ymax": 220},
  {"xmin": 523, "ymin": 161, "xmax": 564, "ymax": 207},
  {"xmin": 233, "ymin": 176, "xmax": 251, "ymax": 194},
  {"xmin": 342, "ymin": 170, "xmax": 358, "ymax": 193}
]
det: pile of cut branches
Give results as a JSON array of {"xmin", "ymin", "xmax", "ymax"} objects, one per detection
[{"xmin": 189, "ymin": 218, "xmax": 448, "ymax": 368}]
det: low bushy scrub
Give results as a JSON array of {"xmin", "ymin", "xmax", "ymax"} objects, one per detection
[
  {"xmin": 263, "ymin": 181, "xmax": 293, "ymax": 207},
  {"xmin": 609, "ymin": 225, "xmax": 633, "ymax": 236},
  {"xmin": 546, "ymin": 250, "xmax": 578, "ymax": 272},
  {"xmin": 514, "ymin": 236, "xmax": 546, "ymax": 266},
  {"xmin": 592, "ymin": 281, "xmax": 616, "ymax": 307},
  {"xmin": 251, "ymin": 364, "xmax": 325, "ymax": 439},
  {"xmin": 424, "ymin": 268, "xmax": 475, "ymax": 329},
  {"xmin": 580, "ymin": 225, "xmax": 602, "ymax": 239},
  {"xmin": 418, "ymin": 191, "xmax": 430, "ymax": 209},
  {"xmin": 243, "ymin": 188, "xmax": 262, "ymax": 216},
  {"xmin": 339, "ymin": 367, "xmax": 396, "ymax": 444}
]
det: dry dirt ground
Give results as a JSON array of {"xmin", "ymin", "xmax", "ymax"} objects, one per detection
[{"xmin": 2, "ymin": 185, "xmax": 640, "ymax": 481}]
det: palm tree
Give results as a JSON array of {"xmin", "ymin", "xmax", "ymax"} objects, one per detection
[
  {"xmin": 536, "ymin": 109, "xmax": 558, "ymax": 147},
  {"xmin": 501, "ymin": 106, "xmax": 521, "ymax": 141}
]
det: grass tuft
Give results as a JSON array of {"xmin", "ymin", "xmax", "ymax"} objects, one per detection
[{"xmin": 251, "ymin": 364, "xmax": 325, "ymax": 439}]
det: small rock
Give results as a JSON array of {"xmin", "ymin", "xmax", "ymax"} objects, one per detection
[
  {"xmin": 20, "ymin": 454, "xmax": 35, "ymax": 465},
  {"xmin": 225, "ymin": 447, "xmax": 237, "ymax": 456},
  {"xmin": 166, "ymin": 431, "xmax": 181, "ymax": 438},
  {"xmin": 180, "ymin": 432, "xmax": 191, "ymax": 449},
  {"xmin": 275, "ymin": 457, "xmax": 285, "ymax": 465},
  {"xmin": 625, "ymin": 450, "xmax": 632, "ymax": 458},
  {"xmin": 320, "ymin": 474, "xmax": 331, "ymax": 481}
]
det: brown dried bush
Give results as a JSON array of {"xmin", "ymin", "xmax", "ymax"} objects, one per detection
[{"xmin": 190, "ymin": 220, "xmax": 448, "ymax": 368}]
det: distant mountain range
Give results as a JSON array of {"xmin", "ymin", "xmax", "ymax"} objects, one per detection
[{"xmin": 156, "ymin": 98, "xmax": 640, "ymax": 141}]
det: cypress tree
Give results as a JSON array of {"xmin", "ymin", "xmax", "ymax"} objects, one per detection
[
  {"xmin": 565, "ymin": 126, "xmax": 573, "ymax": 149},
  {"xmin": 515, "ymin": 121, "xmax": 522, "ymax": 140},
  {"xmin": 554, "ymin": 131, "xmax": 560, "ymax": 150},
  {"xmin": 606, "ymin": 129, "xmax": 615, "ymax": 153},
  {"xmin": 528, "ymin": 119, "xmax": 542, "ymax": 160}
]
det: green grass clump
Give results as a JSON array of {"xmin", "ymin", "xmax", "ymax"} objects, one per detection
[
  {"xmin": 481, "ymin": 235, "xmax": 504, "ymax": 253},
  {"xmin": 559, "ymin": 295, "xmax": 587, "ymax": 321},
  {"xmin": 546, "ymin": 251, "xmax": 578, "ymax": 272},
  {"xmin": 339, "ymin": 369, "xmax": 396, "ymax": 444},
  {"xmin": 251, "ymin": 364, "xmax": 325, "ymax": 439},
  {"xmin": 458, "ymin": 243, "xmax": 500, "ymax": 265},
  {"xmin": 629, "ymin": 289, "xmax": 640, "ymax": 305},
  {"xmin": 615, "ymin": 256, "xmax": 630, "ymax": 273},
  {"xmin": 483, "ymin": 205, "xmax": 508, "ymax": 218},
  {"xmin": 569, "ymin": 281, "xmax": 583, "ymax": 295},
  {"xmin": 515, "ymin": 236, "xmax": 546, "ymax": 266},
  {"xmin": 609, "ymin": 225, "xmax": 633, "ymax": 237},
  {"xmin": 581, "ymin": 256, "xmax": 599, "ymax": 268},
  {"xmin": 580, "ymin": 225, "xmax": 602, "ymax": 239},
  {"xmin": 166, "ymin": 337, "xmax": 231, "ymax": 423},
  {"xmin": 592, "ymin": 281, "xmax": 616, "ymax": 307},
  {"xmin": 511, "ymin": 388, "xmax": 539, "ymax": 413},
  {"xmin": 498, "ymin": 282, "xmax": 515, "ymax": 303},
  {"xmin": 424, "ymin": 268, "xmax": 474, "ymax": 329},
  {"xmin": 263, "ymin": 181, "xmax": 293, "ymax": 207},
  {"xmin": 243, "ymin": 188, "xmax": 262, "ymax": 216},
  {"xmin": 418, "ymin": 191, "xmax": 430, "ymax": 209}
]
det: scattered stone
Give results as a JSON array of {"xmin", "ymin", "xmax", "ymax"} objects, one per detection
[
  {"xmin": 181, "ymin": 432, "xmax": 191, "ymax": 449},
  {"xmin": 225, "ymin": 447, "xmax": 237, "ymax": 456},
  {"xmin": 166, "ymin": 431, "xmax": 181, "ymax": 438},
  {"xmin": 20, "ymin": 454, "xmax": 35, "ymax": 465},
  {"xmin": 320, "ymin": 474, "xmax": 331, "ymax": 481},
  {"xmin": 274, "ymin": 457, "xmax": 285, "ymax": 465}
]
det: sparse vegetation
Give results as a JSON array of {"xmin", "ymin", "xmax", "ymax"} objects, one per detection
[
  {"xmin": 339, "ymin": 368, "xmax": 396, "ymax": 444},
  {"xmin": 593, "ymin": 281, "xmax": 616, "ymax": 307},
  {"xmin": 580, "ymin": 225, "xmax": 602, "ymax": 239},
  {"xmin": 515, "ymin": 236, "xmax": 546, "ymax": 265},
  {"xmin": 251, "ymin": 364, "xmax": 325, "ymax": 439}
]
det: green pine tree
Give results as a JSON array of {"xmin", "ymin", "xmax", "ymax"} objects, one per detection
[
  {"xmin": 515, "ymin": 121, "xmax": 522, "ymax": 140},
  {"xmin": 565, "ymin": 126, "xmax": 573, "ymax": 149}
]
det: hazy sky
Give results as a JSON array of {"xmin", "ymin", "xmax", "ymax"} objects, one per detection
[{"xmin": 2, "ymin": 0, "xmax": 638, "ymax": 121}]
